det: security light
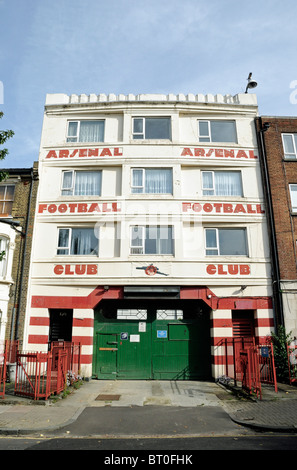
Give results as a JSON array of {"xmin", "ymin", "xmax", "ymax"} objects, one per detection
[{"xmin": 245, "ymin": 73, "xmax": 257, "ymax": 93}]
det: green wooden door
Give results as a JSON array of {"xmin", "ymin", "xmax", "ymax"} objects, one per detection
[
  {"xmin": 93, "ymin": 301, "xmax": 211, "ymax": 380},
  {"xmin": 152, "ymin": 318, "xmax": 211, "ymax": 379},
  {"xmin": 95, "ymin": 333, "xmax": 118, "ymax": 377}
]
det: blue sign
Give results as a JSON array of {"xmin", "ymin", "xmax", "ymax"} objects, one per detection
[
  {"xmin": 121, "ymin": 332, "xmax": 128, "ymax": 340},
  {"xmin": 261, "ymin": 346, "xmax": 269, "ymax": 358},
  {"xmin": 157, "ymin": 330, "xmax": 167, "ymax": 338}
]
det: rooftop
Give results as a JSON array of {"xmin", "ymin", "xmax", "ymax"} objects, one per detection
[{"xmin": 45, "ymin": 92, "xmax": 258, "ymax": 107}]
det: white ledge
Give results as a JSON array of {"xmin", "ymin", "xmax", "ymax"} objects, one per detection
[{"xmin": 45, "ymin": 92, "xmax": 257, "ymax": 107}]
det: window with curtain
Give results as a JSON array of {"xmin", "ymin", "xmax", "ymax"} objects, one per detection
[
  {"xmin": 0, "ymin": 185, "xmax": 15, "ymax": 215},
  {"xmin": 57, "ymin": 227, "xmax": 99, "ymax": 255},
  {"xmin": 282, "ymin": 133, "xmax": 297, "ymax": 159},
  {"xmin": 61, "ymin": 171, "xmax": 102, "ymax": 196},
  {"xmin": 67, "ymin": 120, "xmax": 104, "ymax": 143},
  {"xmin": 202, "ymin": 171, "xmax": 243, "ymax": 196},
  {"xmin": 131, "ymin": 168, "xmax": 173, "ymax": 194},
  {"xmin": 205, "ymin": 228, "xmax": 248, "ymax": 256},
  {"xmin": 0, "ymin": 237, "xmax": 8, "ymax": 277},
  {"xmin": 132, "ymin": 117, "xmax": 171, "ymax": 140},
  {"xmin": 130, "ymin": 225, "xmax": 174, "ymax": 255},
  {"xmin": 198, "ymin": 120, "xmax": 237, "ymax": 143}
]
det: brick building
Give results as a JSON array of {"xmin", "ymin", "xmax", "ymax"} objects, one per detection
[
  {"xmin": 256, "ymin": 116, "xmax": 297, "ymax": 338},
  {"xmin": 0, "ymin": 164, "xmax": 38, "ymax": 343}
]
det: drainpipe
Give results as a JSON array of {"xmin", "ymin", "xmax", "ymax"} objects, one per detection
[{"xmin": 256, "ymin": 117, "xmax": 284, "ymax": 328}]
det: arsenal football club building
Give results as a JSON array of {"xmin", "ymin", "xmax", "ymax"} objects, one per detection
[{"xmin": 22, "ymin": 92, "xmax": 274, "ymax": 380}]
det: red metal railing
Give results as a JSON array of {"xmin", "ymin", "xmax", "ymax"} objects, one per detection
[
  {"xmin": 240, "ymin": 346, "xmax": 262, "ymax": 399},
  {"xmin": 0, "ymin": 340, "xmax": 19, "ymax": 398},
  {"xmin": 257, "ymin": 343, "xmax": 278, "ymax": 392},
  {"xmin": 14, "ymin": 342, "xmax": 81, "ymax": 400},
  {"xmin": 218, "ymin": 338, "xmax": 278, "ymax": 399},
  {"xmin": 0, "ymin": 344, "xmax": 7, "ymax": 399},
  {"xmin": 221, "ymin": 337, "xmax": 255, "ymax": 385},
  {"xmin": 50, "ymin": 341, "xmax": 81, "ymax": 380}
]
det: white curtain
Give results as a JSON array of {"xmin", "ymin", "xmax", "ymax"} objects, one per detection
[
  {"xmin": 203, "ymin": 171, "xmax": 242, "ymax": 196},
  {"xmin": 202, "ymin": 172, "xmax": 213, "ymax": 195},
  {"xmin": 0, "ymin": 237, "xmax": 8, "ymax": 276},
  {"xmin": 62, "ymin": 172, "xmax": 73, "ymax": 195},
  {"xmin": 71, "ymin": 228, "xmax": 98, "ymax": 255},
  {"xmin": 79, "ymin": 121, "xmax": 104, "ymax": 142},
  {"xmin": 215, "ymin": 172, "xmax": 242, "ymax": 196},
  {"xmin": 132, "ymin": 170, "xmax": 143, "ymax": 193},
  {"xmin": 145, "ymin": 169, "xmax": 172, "ymax": 194},
  {"xmin": 75, "ymin": 171, "xmax": 102, "ymax": 196}
]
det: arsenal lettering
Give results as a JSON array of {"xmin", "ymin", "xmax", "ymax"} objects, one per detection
[
  {"xmin": 45, "ymin": 147, "xmax": 123, "ymax": 159},
  {"xmin": 181, "ymin": 147, "xmax": 257, "ymax": 159}
]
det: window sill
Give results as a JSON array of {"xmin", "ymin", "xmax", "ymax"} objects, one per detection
[
  {"xmin": 198, "ymin": 141, "xmax": 238, "ymax": 146},
  {"xmin": 129, "ymin": 194, "xmax": 174, "ymax": 198},
  {"xmin": 130, "ymin": 139, "xmax": 172, "ymax": 144},
  {"xmin": 129, "ymin": 254, "xmax": 174, "ymax": 258}
]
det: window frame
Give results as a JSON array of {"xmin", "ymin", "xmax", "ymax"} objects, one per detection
[
  {"xmin": 132, "ymin": 117, "xmax": 171, "ymax": 140},
  {"xmin": 282, "ymin": 133, "xmax": 297, "ymax": 159},
  {"xmin": 289, "ymin": 184, "xmax": 297, "ymax": 212},
  {"xmin": 0, "ymin": 236, "xmax": 8, "ymax": 277},
  {"xmin": 130, "ymin": 226, "xmax": 145, "ymax": 255},
  {"xmin": 131, "ymin": 167, "xmax": 173, "ymax": 194},
  {"xmin": 66, "ymin": 120, "xmax": 105, "ymax": 143},
  {"xmin": 56, "ymin": 227, "xmax": 99, "ymax": 256},
  {"xmin": 198, "ymin": 120, "xmax": 237, "ymax": 143},
  {"xmin": 61, "ymin": 170, "xmax": 102, "ymax": 196},
  {"xmin": 201, "ymin": 170, "xmax": 243, "ymax": 196},
  {"xmin": 0, "ymin": 185, "xmax": 15, "ymax": 215},
  {"xmin": 205, "ymin": 227, "xmax": 248, "ymax": 256},
  {"xmin": 130, "ymin": 225, "xmax": 174, "ymax": 255},
  {"xmin": 131, "ymin": 168, "xmax": 145, "ymax": 193}
]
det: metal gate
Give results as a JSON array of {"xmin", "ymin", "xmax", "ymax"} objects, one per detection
[{"xmin": 15, "ymin": 350, "xmax": 68, "ymax": 400}]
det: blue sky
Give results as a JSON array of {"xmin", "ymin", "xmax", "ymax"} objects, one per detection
[{"xmin": 1, "ymin": 0, "xmax": 297, "ymax": 169}]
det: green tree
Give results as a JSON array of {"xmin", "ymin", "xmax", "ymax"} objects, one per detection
[
  {"xmin": 0, "ymin": 111, "xmax": 14, "ymax": 182},
  {"xmin": 270, "ymin": 326, "xmax": 293, "ymax": 383}
]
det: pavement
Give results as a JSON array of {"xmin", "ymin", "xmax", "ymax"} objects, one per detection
[{"xmin": 0, "ymin": 378, "xmax": 297, "ymax": 436}]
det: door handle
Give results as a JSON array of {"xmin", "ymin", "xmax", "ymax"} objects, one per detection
[{"xmin": 99, "ymin": 347, "xmax": 118, "ymax": 351}]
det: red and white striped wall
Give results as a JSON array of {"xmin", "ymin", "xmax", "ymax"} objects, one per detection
[{"xmin": 25, "ymin": 286, "xmax": 274, "ymax": 379}]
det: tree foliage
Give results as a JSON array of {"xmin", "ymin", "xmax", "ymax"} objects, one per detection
[
  {"xmin": 270, "ymin": 325, "xmax": 293, "ymax": 383},
  {"xmin": 0, "ymin": 111, "xmax": 14, "ymax": 182}
]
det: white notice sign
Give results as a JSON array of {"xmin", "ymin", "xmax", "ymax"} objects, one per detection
[
  {"xmin": 130, "ymin": 334, "xmax": 140, "ymax": 343},
  {"xmin": 139, "ymin": 322, "xmax": 146, "ymax": 332}
]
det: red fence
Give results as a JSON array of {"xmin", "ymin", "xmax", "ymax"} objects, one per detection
[
  {"xmin": 14, "ymin": 342, "xmax": 81, "ymax": 400},
  {"xmin": 0, "ymin": 340, "xmax": 19, "ymax": 398},
  {"xmin": 50, "ymin": 341, "xmax": 81, "ymax": 382},
  {"xmin": 218, "ymin": 338, "xmax": 278, "ymax": 399}
]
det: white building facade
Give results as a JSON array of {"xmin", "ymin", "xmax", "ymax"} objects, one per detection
[
  {"xmin": 23, "ymin": 92, "xmax": 274, "ymax": 380},
  {"xmin": 0, "ymin": 222, "xmax": 16, "ymax": 342}
]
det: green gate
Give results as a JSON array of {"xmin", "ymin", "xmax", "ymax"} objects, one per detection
[{"xmin": 92, "ymin": 300, "xmax": 211, "ymax": 380}]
